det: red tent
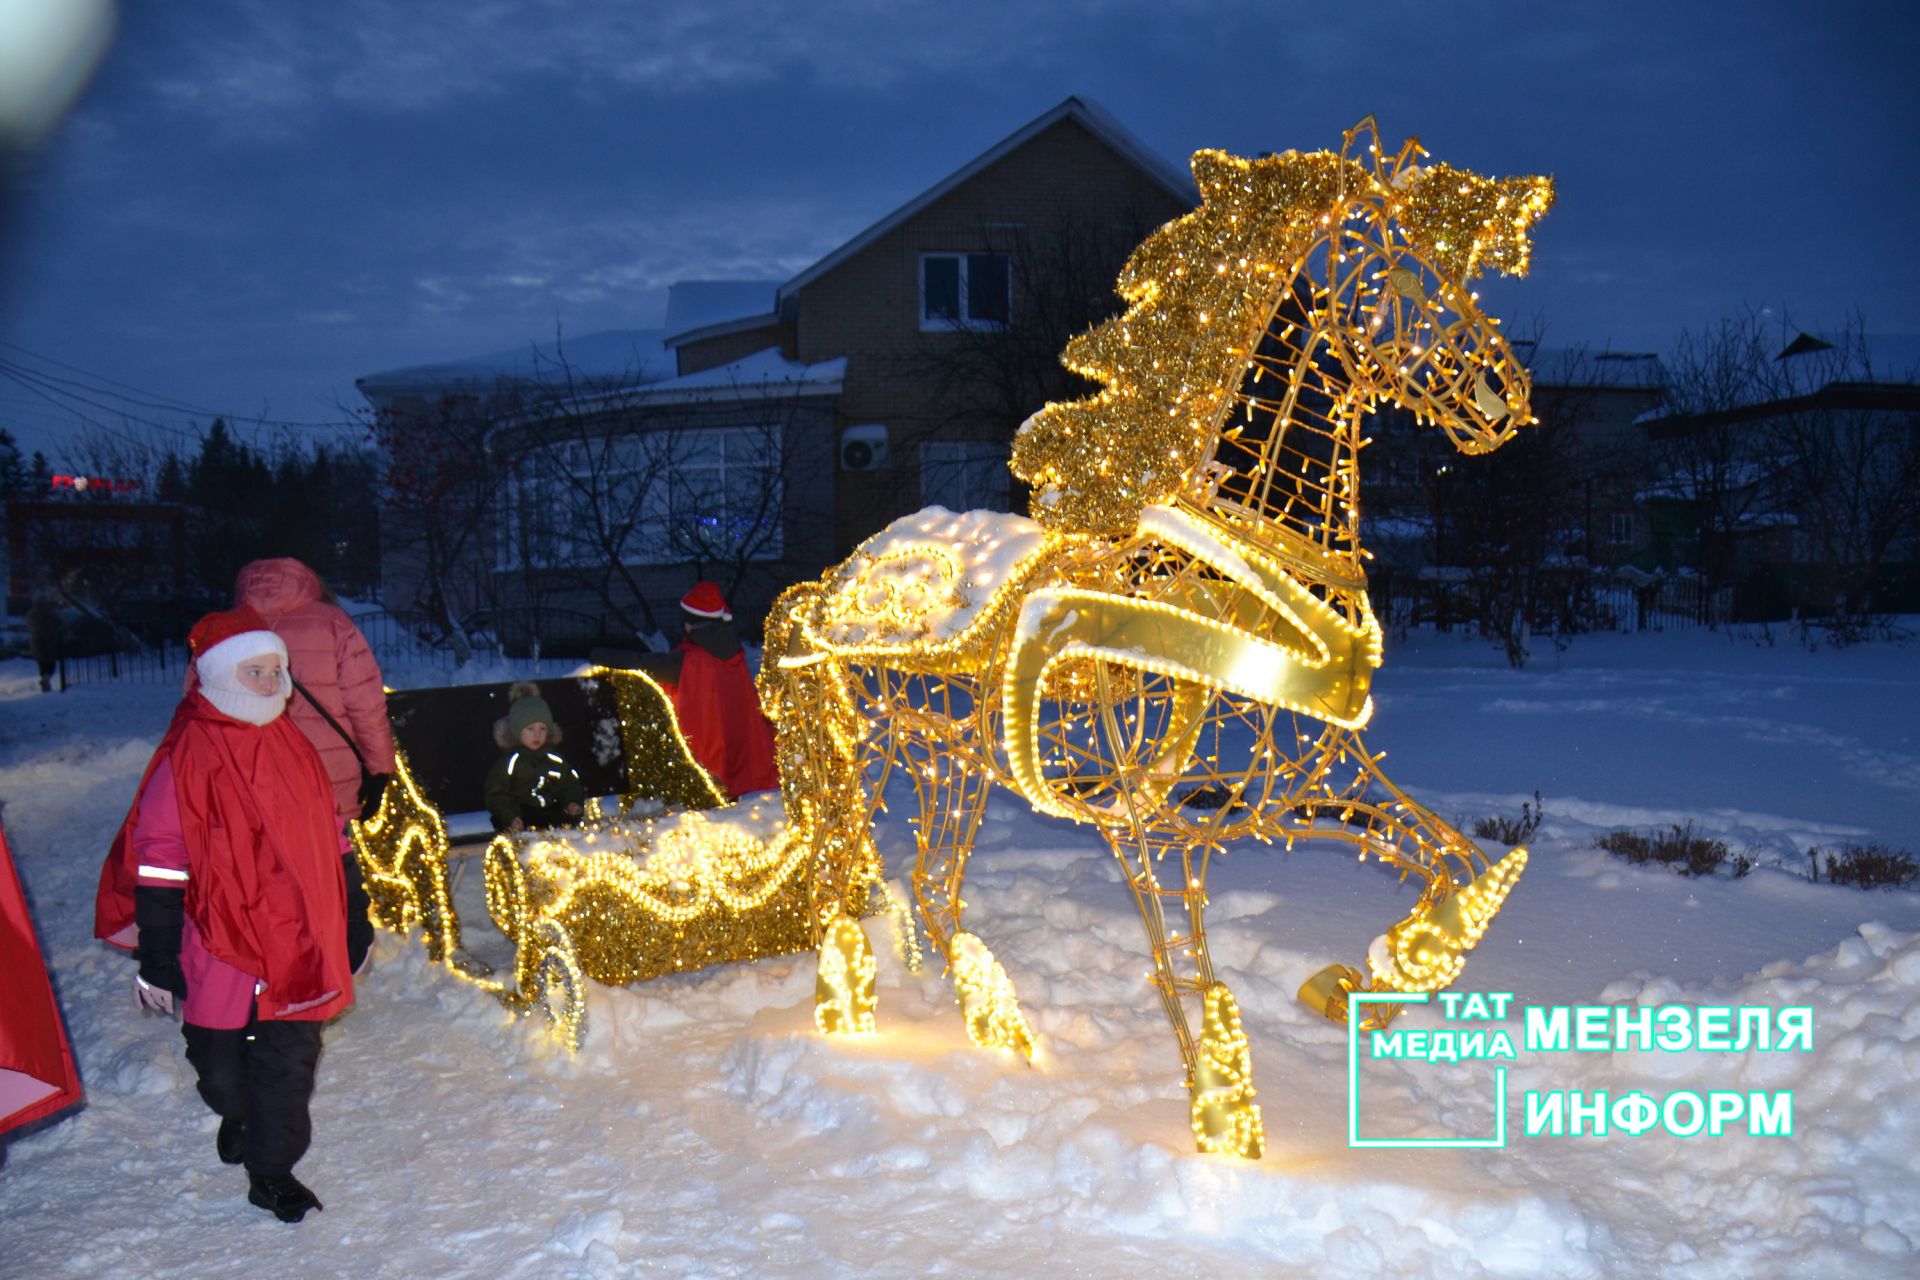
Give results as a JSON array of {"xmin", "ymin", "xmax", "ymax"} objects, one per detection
[{"xmin": 0, "ymin": 823, "xmax": 82, "ymax": 1136}]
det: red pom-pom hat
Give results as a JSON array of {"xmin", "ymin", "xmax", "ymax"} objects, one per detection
[{"xmin": 680, "ymin": 581, "xmax": 732, "ymax": 621}]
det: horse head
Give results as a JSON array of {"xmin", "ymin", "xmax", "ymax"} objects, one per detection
[
  {"xmin": 1012, "ymin": 124, "xmax": 1553, "ymax": 540},
  {"xmin": 1312, "ymin": 117, "xmax": 1554, "ymax": 455}
]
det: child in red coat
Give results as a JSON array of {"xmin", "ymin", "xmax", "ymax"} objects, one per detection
[{"xmin": 96, "ymin": 606, "xmax": 352, "ymax": 1223}]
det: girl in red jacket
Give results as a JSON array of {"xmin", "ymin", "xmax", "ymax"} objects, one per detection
[
  {"xmin": 96, "ymin": 606, "xmax": 352, "ymax": 1223},
  {"xmin": 235, "ymin": 557, "xmax": 395, "ymax": 970}
]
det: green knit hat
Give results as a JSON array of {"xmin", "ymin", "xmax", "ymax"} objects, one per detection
[{"xmin": 507, "ymin": 695, "xmax": 553, "ymax": 736}]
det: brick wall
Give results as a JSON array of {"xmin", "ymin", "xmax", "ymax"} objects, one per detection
[
  {"xmin": 675, "ymin": 321, "xmax": 795, "ymax": 376},
  {"xmin": 791, "ymin": 117, "xmax": 1191, "ymax": 551}
]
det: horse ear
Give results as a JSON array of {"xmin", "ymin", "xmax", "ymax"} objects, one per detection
[
  {"xmin": 1398, "ymin": 164, "xmax": 1555, "ymax": 279},
  {"xmin": 1481, "ymin": 174, "xmax": 1555, "ymax": 277},
  {"xmin": 1190, "ymin": 149, "xmax": 1247, "ymax": 202},
  {"xmin": 1499, "ymin": 175, "xmax": 1554, "ymax": 227}
]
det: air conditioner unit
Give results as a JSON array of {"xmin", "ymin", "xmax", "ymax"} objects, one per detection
[{"xmin": 840, "ymin": 424, "xmax": 891, "ymax": 472}]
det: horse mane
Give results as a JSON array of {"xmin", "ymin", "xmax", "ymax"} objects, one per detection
[
  {"xmin": 1011, "ymin": 128, "xmax": 1553, "ymax": 538},
  {"xmin": 1011, "ymin": 147, "xmax": 1372, "ymax": 535}
]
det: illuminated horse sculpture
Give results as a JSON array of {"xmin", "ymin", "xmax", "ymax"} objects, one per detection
[{"xmin": 762, "ymin": 120, "xmax": 1553, "ymax": 1158}]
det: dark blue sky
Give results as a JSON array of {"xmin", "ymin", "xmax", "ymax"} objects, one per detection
[{"xmin": 2, "ymin": 0, "xmax": 1915, "ymax": 463}]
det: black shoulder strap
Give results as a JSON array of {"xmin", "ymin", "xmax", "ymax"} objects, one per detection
[{"xmin": 290, "ymin": 674, "xmax": 369, "ymax": 772}]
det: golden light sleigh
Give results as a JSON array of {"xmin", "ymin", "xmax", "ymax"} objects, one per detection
[{"xmin": 357, "ymin": 120, "xmax": 1551, "ymax": 1161}]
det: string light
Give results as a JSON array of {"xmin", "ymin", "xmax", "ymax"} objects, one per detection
[
  {"xmin": 814, "ymin": 916, "xmax": 878, "ymax": 1035},
  {"xmin": 1191, "ymin": 984, "xmax": 1264, "ymax": 1159},
  {"xmin": 357, "ymin": 120, "xmax": 1550, "ymax": 1161},
  {"xmin": 755, "ymin": 120, "xmax": 1549, "ymax": 1158},
  {"xmin": 950, "ymin": 933, "xmax": 1035, "ymax": 1059}
]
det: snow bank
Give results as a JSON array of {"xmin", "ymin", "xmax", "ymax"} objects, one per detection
[{"xmin": 1, "ymin": 626, "xmax": 1917, "ymax": 1277}]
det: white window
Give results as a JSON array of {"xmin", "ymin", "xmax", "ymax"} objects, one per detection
[
  {"xmin": 501, "ymin": 426, "xmax": 783, "ymax": 570},
  {"xmin": 920, "ymin": 253, "xmax": 1011, "ymax": 330},
  {"xmin": 920, "ymin": 440, "xmax": 1010, "ymax": 513},
  {"xmin": 1607, "ymin": 512, "xmax": 1634, "ymax": 545},
  {"xmin": 648, "ymin": 427, "xmax": 785, "ymax": 564}
]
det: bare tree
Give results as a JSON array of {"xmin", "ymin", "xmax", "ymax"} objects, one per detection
[
  {"xmin": 910, "ymin": 210, "xmax": 1161, "ymax": 430},
  {"xmin": 366, "ymin": 392, "xmax": 503, "ymax": 664},
  {"xmin": 494, "ymin": 346, "xmax": 825, "ymax": 642},
  {"xmin": 1657, "ymin": 308, "xmax": 1920, "ymax": 630},
  {"xmin": 887, "ymin": 204, "xmax": 1175, "ymax": 521},
  {"xmin": 1423, "ymin": 402, "xmax": 1592, "ymax": 665},
  {"xmin": 1654, "ymin": 313, "xmax": 1789, "ymax": 591}
]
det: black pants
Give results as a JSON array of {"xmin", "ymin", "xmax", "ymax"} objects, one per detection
[{"xmin": 181, "ymin": 1012, "xmax": 324, "ymax": 1176}]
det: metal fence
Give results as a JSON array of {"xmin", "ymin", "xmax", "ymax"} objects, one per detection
[
  {"xmin": 1373, "ymin": 568, "xmax": 1731, "ymax": 637},
  {"xmin": 346, "ymin": 609, "xmax": 459, "ymax": 669},
  {"xmin": 53, "ymin": 571, "xmax": 1735, "ymax": 690},
  {"xmin": 54, "ymin": 642, "xmax": 191, "ymax": 689},
  {"xmin": 50, "ymin": 603, "xmax": 625, "ymax": 689},
  {"xmin": 360, "ymin": 606, "xmax": 615, "ymax": 661},
  {"xmin": 54, "ymin": 609, "xmax": 455, "ymax": 690}
]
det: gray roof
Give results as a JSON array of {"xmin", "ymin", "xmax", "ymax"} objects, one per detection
[
  {"xmin": 663, "ymin": 281, "xmax": 782, "ymax": 344},
  {"xmin": 513, "ymin": 347, "xmax": 846, "ymax": 417},
  {"xmin": 1512, "ymin": 342, "xmax": 1666, "ymax": 390},
  {"xmin": 774, "ymin": 95, "xmax": 1196, "ymax": 307}
]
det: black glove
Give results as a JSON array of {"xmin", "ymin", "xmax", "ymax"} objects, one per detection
[
  {"xmin": 343, "ymin": 851, "xmax": 374, "ymax": 973},
  {"xmin": 134, "ymin": 883, "xmax": 189, "ymax": 998},
  {"xmin": 137, "ymin": 949, "xmax": 188, "ymax": 999},
  {"xmin": 359, "ymin": 772, "xmax": 393, "ymax": 822}
]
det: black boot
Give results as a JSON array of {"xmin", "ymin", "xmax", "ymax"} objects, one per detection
[
  {"xmin": 217, "ymin": 1117, "xmax": 245, "ymax": 1165},
  {"xmin": 247, "ymin": 1172, "xmax": 322, "ymax": 1223}
]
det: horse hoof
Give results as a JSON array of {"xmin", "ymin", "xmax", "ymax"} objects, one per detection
[
  {"xmin": 951, "ymin": 932, "xmax": 1035, "ymax": 1060},
  {"xmin": 1191, "ymin": 983, "xmax": 1264, "ymax": 1159},
  {"xmin": 815, "ymin": 915, "xmax": 877, "ymax": 1035}
]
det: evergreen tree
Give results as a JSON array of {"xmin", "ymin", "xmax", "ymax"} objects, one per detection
[
  {"xmin": 155, "ymin": 451, "xmax": 187, "ymax": 502},
  {"xmin": 0, "ymin": 429, "xmax": 26, "ymax": 500}
]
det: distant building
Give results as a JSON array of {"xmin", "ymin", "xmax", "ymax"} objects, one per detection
[
  {"xmin": 1363, "ymin": 344, "xmax": 1668, "ymax": 578},
  {"xmin": 1639, "ymin": 333, "xmax": 1920, "ymax": 619}
]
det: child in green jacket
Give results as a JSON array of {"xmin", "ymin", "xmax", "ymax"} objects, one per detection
[{"xmin": 484, "ymin": 683, "xmax": 585, "ymax": 833}]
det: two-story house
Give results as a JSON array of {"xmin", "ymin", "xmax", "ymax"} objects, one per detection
[{"xmin": 361, "ymin": 97, "xmax": 1196, "ymax": 639}]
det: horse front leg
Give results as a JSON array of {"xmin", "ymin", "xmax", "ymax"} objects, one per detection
[
  {"xmin": 773, "ymin": 652, "xmax": 887, "ymax": 1038},
  {"xmin": 1288, "ymin": 730, "xmax": 1527, "ymax": 1029},
  {"xmin": 1102, "ymin": 816, "xmax": 1264, "ymax": 1159}
]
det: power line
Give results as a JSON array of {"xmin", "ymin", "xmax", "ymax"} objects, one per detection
[
  {"xmin": 0, "ymin": 367, "xmax": 208, "ymax": 461},
  {"xmin": 0, "ymin": 363, "xmax": 202, "ymax": 441},
  {"xmin": 0, "ymin": 341, "xmax": 365, "ymax": 435}
]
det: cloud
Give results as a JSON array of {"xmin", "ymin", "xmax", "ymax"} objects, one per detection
[
  {"xmin": 385, "ymin": 192, "xmax": 849, "ymax": 329},
  {"xmin": 118, "ymin": 0, "xmax": 1182, "ymax": 128}
]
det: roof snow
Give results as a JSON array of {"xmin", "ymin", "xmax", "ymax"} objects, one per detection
[
  {"xmin": 356, "ymin": 329, "xmax": 675, "ymax": 403},
  {"xmin": 541, "ymin": 346, "xmax": 846, "ymax": 413}
]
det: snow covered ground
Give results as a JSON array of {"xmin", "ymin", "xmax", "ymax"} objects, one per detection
[{"xmin": 2, "ymin": 624, "xmax": 1918, "ymax": 1278}]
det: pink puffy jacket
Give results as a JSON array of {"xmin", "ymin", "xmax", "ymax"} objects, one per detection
[{"xmin": 234, "ymin": 559, "xmax": 396, "ymax": 826}]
